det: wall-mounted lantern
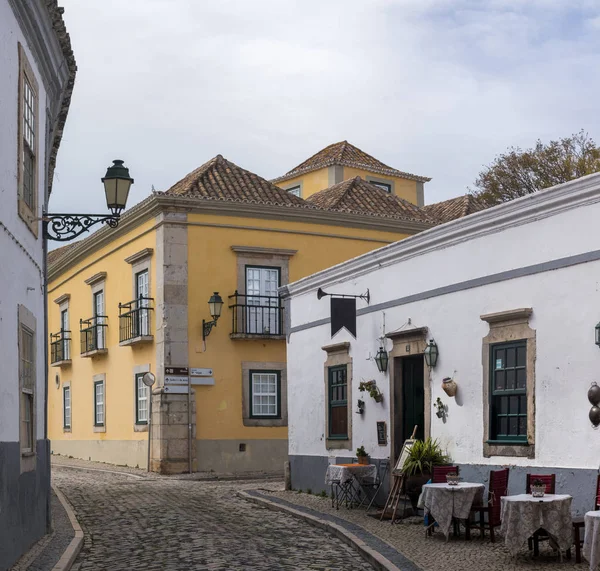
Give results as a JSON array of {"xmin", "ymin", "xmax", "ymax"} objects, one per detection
[
  {"xmin": 374, "ymin": 346, "xmax": 389, "ymax": 373},
  {"xmin": 202, "ymin": 292, "xmax": 224, "ymax": 341},
  {"xmin": 424, "ymin": 339, "xmax": 439, "ymax": 368},
  {"xmin": 43, "ymin": 160, "xmax": 134, "ymax": 242},
  {"xmin": 595, "ymin": 322, "xmax": 600, "ymax": 347}
]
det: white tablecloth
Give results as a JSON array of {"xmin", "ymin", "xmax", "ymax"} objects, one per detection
[
  {"xmin": 583, "ymin": 510, "xmax": 600, "ymax": 570},
  {"xmin": 418, "ymin": 482, "xmax": 485, "ymax": 538},
  {"xmin": 500, "ymin": 494, "xmax": 573, "ymax": 556},
  {"xmin": 325, "ymin": 464, "xmax": 377, "ymax": 485}
]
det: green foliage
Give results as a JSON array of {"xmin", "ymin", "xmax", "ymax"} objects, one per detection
[
  {"xmin": 356, "ymin": 445, "xmax": 367, "ymax": 457},
  {"xmin": 319, "ymin": 490, "xmax": 328, "ymax": 498},
  {"xmin": 472, "ymin": 130, "xmax": 600, "ymax": 206},
  {"xmin": 401, "ymin": 438, "xmax": 449, "ymax": 477},
  {"xmin": 307, "ymin": 488, "xmax": 312, "ymax": 495}
]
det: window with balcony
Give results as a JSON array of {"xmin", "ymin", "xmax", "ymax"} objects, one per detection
[{"xmin": 51, "ymin": 307, "xmax": 71, "ymax": 366}]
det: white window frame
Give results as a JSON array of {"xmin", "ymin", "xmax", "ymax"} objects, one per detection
[
  {"xmin": 246, "ymin": 266, "xmax": 280, "ymax": 335},
  {"xmin": 250, "ymin": 371, "xmax": 279, "ymax": 418},
  {"xmin": 286, "ymin": 185, "xmax": 301, "ymax": 197},
  {"xmin": 18, "ymin": 304, "xmax": 36, "ymax": 464},
  {"xmin": 94, "ymin": 379, "xmax": 104, "ymax": 426},
  {"xmin": 135, "ymin": 373, "xmax": 149, "ymax": 424},
  {"xmin": 63, "ymin": 385, "xmax": 71, "ymax": 429}
]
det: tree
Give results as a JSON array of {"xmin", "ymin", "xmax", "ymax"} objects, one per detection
[{"xmin": 471, "ymin": 131, "xmax": 600, "ymax": 206}]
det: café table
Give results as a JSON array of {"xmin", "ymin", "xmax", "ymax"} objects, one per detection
[
  {"xmin": 419, "ymin": 482, "xmax": 485, "ymax": 540},
  {"xmin": 325, "ymin": 463, "xmax": 377, "ymax": 509},
  {"xmin": 583, "ymin": 510, "xmax": 600, "ymax": 570},
  {"xmin": 500, "ymin": 494, "xmax": 573, "ymax": 558}
]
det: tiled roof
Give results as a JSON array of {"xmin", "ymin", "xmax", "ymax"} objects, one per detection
[
  {"xmin": 423, "ymin": 194, "xmax": 488, "ymax": 225},
  {"xmin": 47, "ymin": 242, "xmax": 79, "ymax": 265},
  {"xmin": 162, "ymin": 155, "xmax": 315, "ymax": 208},
  {"xmin": 272, "ymin": 141, "xmax": 431, "ymax": 184},
  {"xmin": 305, "ymin": 177, "xmax": 433, "ymax": 223}
]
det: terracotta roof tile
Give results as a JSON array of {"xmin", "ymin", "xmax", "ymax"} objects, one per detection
[
  {"xmin": 47, "ymin": 242, "xmax": 79, "ymax": 265},
  {"xmin": 305, "ymin": 177, "xmax": 433, "ymax": 223},
  {"xmin": 162, "ymin": 155, "xmax": 315, "ymax": 208},
  {"xmin": 272, "ymin": 141, "xmax": 431, "ymax": 184},
  {"xmin": 423, "ymin": 194, "xmax": 488, "ymax": 225}
]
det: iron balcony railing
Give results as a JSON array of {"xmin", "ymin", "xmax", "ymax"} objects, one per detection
[
  {"xmin": 80, "ymin": 316, "xmax": 108, "ymax": 354},
  {"xmin": 118, "ymin": 297, "xmax": 154, "ymax": 343},
  {"xmin": 228, "ymin": 291, "xmax": 283, "ymax": 336},
  {"xmin": 50, "ymin": 330, "xmax": 71, "ymax": 363}
]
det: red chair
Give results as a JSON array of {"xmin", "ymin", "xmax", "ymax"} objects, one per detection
[
  {"xmin": 573, "ymin": 474, "xmax": 600, "ymax": 563},
  {"xmin": 432, "ymin": 465, "xmax": 459, "ymax": 483},
  {"xmin": 469, "ymin": 468, "xmax": 509, "ymax": 542},
  {"xmin": 526, "ymin": 474, "xmax": 556, "ymax": 556}
]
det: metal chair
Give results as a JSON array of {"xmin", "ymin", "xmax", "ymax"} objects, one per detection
[
  {"xmin": 526, "ymin": 473, "xmax": 556, "ymax": 556},
  {"xmin": 573, "ymin": 474, "xmax": 600, "ymax": 563},
  {"xmin": 358, "ymin": 459, "xmax": 389, "ymax": 510},
  {"xmin": 432, "ymin": 465, "xmax": 459, "ymax": 483},
  {"xmin": 469, "ymin": 468, "xmax": 509, "ymax": 542}
]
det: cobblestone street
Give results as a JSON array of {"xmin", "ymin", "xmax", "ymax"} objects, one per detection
[{"xmin": 52, "ymin": 464, "xmax": 374, "ymax": 571}]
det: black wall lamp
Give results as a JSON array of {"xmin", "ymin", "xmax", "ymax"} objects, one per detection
[
  {"xmin": 43, "ymin": 160, "xmax": 134, "ymax": 242},
  {"xmin": 424, "ymin": 339, "xmax": 439, "ymax": 368},
  {"xmin": 595, "ymin": 322, "xmax": 600, "ymax": 347},
  {"xmin": 202, "ymin": 292, "xmax": 224, "ymax": 341},
  {"xmin": 374, "ymin": 345, "xmax": 389, "ymax": 373}
]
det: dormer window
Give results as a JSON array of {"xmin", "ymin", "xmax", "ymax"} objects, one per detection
[
  {"xmin": 370, "ymin": 181, "xmax": 392, "ymax": 193},
  {"xmin": 287, "ymin": 185, "xmax": 301, "ymax": 197}
]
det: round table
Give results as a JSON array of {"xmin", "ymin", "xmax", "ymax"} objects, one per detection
[
  {"xmin": 419, "ymin": 482, "xmax": 485, "ymax": 539},
  {"xmin": 583, "ymin": 510, "xmax": 600, "ymax": 570},
  {"xmin": 500, "ymin": 494, "xmax": 573, "ymax": 556}
]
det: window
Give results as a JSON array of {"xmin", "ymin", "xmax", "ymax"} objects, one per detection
[
  {"xmin": 94, "ymin": 290, "xmax": 106, "ymax": 349},
  {"xmin": 250, "ymin": 371, "xmax": 280, "ymax": 418},
  {"xmin": 489, "ymin": 341, "xmax": 527, "ymax": 442},
  {"xmin": 246, "ymin": 266, "xmax": 281, "ymax": 334},
  {"xmin": 17, "ymin": 44, "xmax": 39, "ymax": 234},
  {"xmin": 135, "ymin": 270, "xmax": 150, "ymax": 336},
  {"xmin": 94, "ymin": 380, "xmax": 104, "ymax": 426},
  {"xmin": 328, "ymin": 365, "xmax": 348, "ymax": 439},
  {"xmin": 370, "ymin": 181, "xmax": 392, "ymax": 193},
  {"xmin": 20, "ymin": 324, "xmax": 34, "ymax": 452},
  {"xmin": 63, "ymin": 386, "xmax": 71, "ymax": 429},
  {"xmin": 60, "ymin": 308, "xmax": 70, "ymax": 360},
  {"xmin": 287, "ymin": 185, "xmax": 301, "ymax": 197},
  {"xmin": 135, "ymin": 373, "xmax": 149, "ymax": 424}
]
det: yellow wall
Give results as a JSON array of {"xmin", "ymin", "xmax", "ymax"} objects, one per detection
[
  {"xmin": 278, "ymin": 166, "xmax": 419, "ymax": 204},
  {"xmin": 185, "ymin": 213, "xmax": 408, "ymax": 442},
  {"xmin": 47, "ymin": 219, "xmax": 157, "ymax": 456},
  {"xmin": 342, "ymin": 167, "xmax": 418, "ymax": 204}
]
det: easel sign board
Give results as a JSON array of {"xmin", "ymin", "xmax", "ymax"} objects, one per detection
[{"xmin": 392, "ymin": 439, "xmax": 416, "ymax": 475}]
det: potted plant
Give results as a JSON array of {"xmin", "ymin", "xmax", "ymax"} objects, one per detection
[
  {"xmin": 356, "ymin": 445, "xmax": 369, "ymax": 465},
  {"xmin": 531, "ymin": 478, "xmax": 546, "ymax": 497},
  {"xmin": 358, "ymin": 380, "xmax": 383, "ymax": 403},
  {"xmin": 402, "ymin": 438, "xmax": 450, "ymax": 510},
  {"xmin": 434, "ymin": 397, "xmax": 445, "ymax": 418},
  {"xmin": 446, "ymin": 471, "xmax": 460, "ymax": 486}
]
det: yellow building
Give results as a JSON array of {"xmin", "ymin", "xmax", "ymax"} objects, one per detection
[
  {"xmin": 47, "ymin": 148, "xmax": 432, "ymax": 474},
  {"xmin": 271, "ymin": 140, "xmax": 430, "ymax": 205}
]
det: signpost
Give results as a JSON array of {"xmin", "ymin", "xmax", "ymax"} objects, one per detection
[{"xmin": 142, "ymin": 372, "xmax": 156, "ymax": 472}]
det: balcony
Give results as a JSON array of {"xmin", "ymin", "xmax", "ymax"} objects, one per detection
[
  {"xmin": 119, "ymin": 297, "xmax": 154, "ymax": 346},
  {"xmin": 228, "ymin": 291, "xmax": 285, "ymax": 340},
  {"xmin": 50, "ymin": 331, "xmax": 71, "ymax": 366},
  {"xmin": 80, "ymin": 316, "xmax": 108, "ymax": 357}
]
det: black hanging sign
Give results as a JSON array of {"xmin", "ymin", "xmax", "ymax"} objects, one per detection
[
  {"xmin": 376, "ymin": 421, "xmax": 387, "ymax": 445},
  {"xmin": 331, "ymin": 297, "xmax": 356, "ymax": 338}
]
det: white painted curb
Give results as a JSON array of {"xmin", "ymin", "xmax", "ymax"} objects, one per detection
[
  {"xmin": 51, "ymin": 485, "xmax": 83, "ymax": 571},
  {"xmin": 238, "ymin": 491, "xmax": 403, "ymax": 571}
]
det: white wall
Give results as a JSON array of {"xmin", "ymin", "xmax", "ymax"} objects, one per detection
[
  {"xmin": 0, "ymin": 0, "xmax": 49, "ymax": 443},
  {"xmin": 287, "ymin": 175, "xmax": 600, "ymax": 470}
]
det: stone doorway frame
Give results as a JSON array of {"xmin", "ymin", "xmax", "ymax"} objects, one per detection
[{"xmin": 386, "ymin": 327, "xmax": 430, "ymax": 467}]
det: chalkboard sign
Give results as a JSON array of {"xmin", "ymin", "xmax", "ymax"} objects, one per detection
[{"xmin": 376, "ymin": 421, "xmax": 387, "ymax": 445}]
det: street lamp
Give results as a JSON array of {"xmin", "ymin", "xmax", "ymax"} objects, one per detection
[
  {"xmin": 424, "ymin": 339, "xmax": 439, "ymax": 368},
  {"xmin": 202, "ymin": 292, "xmax": 224, "ymax": 341},
  {"xmin": 43, "ymin": 159, "xmax": 134, "ymax": 241},
  {"xmin": 374, "ymin": 345, "xmax": 389, "ymax": 373}
]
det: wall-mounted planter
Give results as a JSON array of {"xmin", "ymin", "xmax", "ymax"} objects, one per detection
[
  {"xmin": 589, "ymin": 382, "xmax": 600, "ymax": 427},
  {"xmin": 590, "ymin": 406, "xmax": 600, "ymax": 427},
  {"xmin": 442, "ymin": 377, "xmax": 457, "ymax": 397}
]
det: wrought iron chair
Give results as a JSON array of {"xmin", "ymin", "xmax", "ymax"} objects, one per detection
[
  {"xmin": 572, "ymin": 474, "xmax": 600, "ymax": 563},
  {"xmin": 526, "ymin": 473, "xmax": 556, "ymax": 556},
  {"xmin": 468, "ymin": 468, "xmax": 509, "ymax": 542},
  {"xmin": 357, "ymin": 459, "xmax": 389, "ymax": 510}
]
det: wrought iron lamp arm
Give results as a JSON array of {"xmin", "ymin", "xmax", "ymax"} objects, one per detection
[
  {"xmin": 202, "ymin": 318, "xmax": 218, "ymax": 340},
  {"xmin": 42, "ymin": 213, "xmax": 121, "ymax": 242}
]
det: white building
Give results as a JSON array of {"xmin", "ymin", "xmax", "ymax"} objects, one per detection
[
  {"xmin": 0, "ymin": 1, "xmax": 75, "ymax": 567},
  {"xmin": 283, "ymin": 173, "xmax": 600, "ymax": 515}
]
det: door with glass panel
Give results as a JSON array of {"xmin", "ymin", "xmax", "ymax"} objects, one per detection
[
  {"xmin": 94, "ymin": 290, "xmax": 105, "ymax": 349},
  {"xmin": 135, "ymin": 270, "xmax": 149, "ymax": 336},
  {"xmin": 246, "ymin": 267, "xmax": 280, "ymax": 334},
  {"xmin": 60, "ymin": 308, "xmax": 70, "ymax": 360}
]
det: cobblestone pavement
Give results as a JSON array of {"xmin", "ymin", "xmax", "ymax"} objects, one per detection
[
  {"xmin": 52, "ymin": 465, "xmax": 374, "ymax": 571},
  {"xmin": 265, "ymin": 490, "xmax": 586, "ymax": 571}
]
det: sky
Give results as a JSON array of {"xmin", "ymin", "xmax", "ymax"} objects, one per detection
[{"xmin": 50, "ymin": 0, "xmax": 600, "ymax": 218}]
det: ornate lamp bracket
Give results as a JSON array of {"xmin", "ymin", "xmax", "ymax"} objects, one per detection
[{"xmin": 43, "ymin": 213, "xmax": 120, "ymax": 242}]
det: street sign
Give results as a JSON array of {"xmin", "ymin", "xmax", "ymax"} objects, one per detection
[
  {"xmin": 165, "ymin": 366, "xmax": 188, "ymax": 376},
  {"xmin": 165, "ymin": 375, "xmax": 189, "ymax": 385},
  {"xmin": 191, "ymin": 377, "xmax": 214, "ymax": 386},
  {"xmin": 190, "ymin": 368, "xmax": 213, "ymax": 377},
  {"xmin": 163, "ymin": 385, "xmax": 189, "ymax": 394}
]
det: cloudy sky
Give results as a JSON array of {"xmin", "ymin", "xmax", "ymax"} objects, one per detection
[{"xmin": 51, "ymin": 0, "xmax": 600, "ymax": 216}]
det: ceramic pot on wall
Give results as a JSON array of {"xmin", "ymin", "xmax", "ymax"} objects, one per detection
[{"xmin": 442, "ymin": 378, "xmax": 457, "ymax": 397}]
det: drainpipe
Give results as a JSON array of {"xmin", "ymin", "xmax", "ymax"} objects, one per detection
[
  {"xmin": 188, "ymin": 375, "xmax": 192, "ymax": 473},
  {"xmin": 43, "ymin": 206, "xmax": 50, "ymax": 534}
]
